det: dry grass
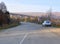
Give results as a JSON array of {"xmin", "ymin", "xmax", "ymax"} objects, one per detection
[
  {"xmin": 41, "ymin": 28, "xmax": 60, "ymax": 36},
  {"xmin": 50, "ymin": 28, "xmax": 60, "ymax": 36},
  {"xmin": 39, "ymin": 28, "xmax": 60, "ymax": 36},
  {"xmin": 51, "ymin": 19, "xmax": 60, "ymax": 27}
]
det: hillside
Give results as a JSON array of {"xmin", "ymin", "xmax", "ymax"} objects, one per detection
[{"xmin": 13, "ymin": 12, "xmax": 60, "ymax": 16}]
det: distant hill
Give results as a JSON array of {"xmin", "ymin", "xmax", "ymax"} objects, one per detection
[
  {"xmin": 11, "ymin": 12, "xmax": 60, "ymax": 16},
  {"xmin": 53, "ymin": 12, "xmax": 60, "ymax": 16},
  {"xmin": 11, "ymin": 12, "xmax": 47, "ymax": 16},
  {"xmin": 19, "ymin": 12, "xmax": 46, "ymax": 16}
]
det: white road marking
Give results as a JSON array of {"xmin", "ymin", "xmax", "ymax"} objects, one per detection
[{"xmin": 20, "ymin": 33, "xmax": 28, "ymax": 44}]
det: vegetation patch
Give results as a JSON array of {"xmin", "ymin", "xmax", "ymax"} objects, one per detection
[
  {"xmin": 0, "ymin": 23, "xmax": 21, "ymax": 30},
  {"xmin": 52, "ymin": 24, "xmax": 60, "ymax": 28}
]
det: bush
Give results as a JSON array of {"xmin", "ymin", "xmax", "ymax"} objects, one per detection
[{"xmin": 51, "ymin": 19, "xmax": 60, "ymax": 27}]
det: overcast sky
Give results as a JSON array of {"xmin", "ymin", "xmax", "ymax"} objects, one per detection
[{"xmin": 0, "ymin": 0, "xmax": 60, "ymax": 12}]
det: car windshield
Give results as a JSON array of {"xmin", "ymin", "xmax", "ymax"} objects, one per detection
[{"xmin": 46, "ymin": 21, "xmax": 50, "ymax": 23}]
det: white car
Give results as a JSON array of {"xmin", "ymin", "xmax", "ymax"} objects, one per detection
[{"xmin": 42, "ymin": 20, "xmax": 51, "ymax": 26}]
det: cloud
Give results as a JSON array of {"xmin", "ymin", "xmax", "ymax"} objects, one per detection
[
  {"xmin": 0, "ymin": 0, "xmax": 60, "ymax": 12},
  {"xmin": 7, "ymin": 4, "xmax": 50, "ymax": 12}
]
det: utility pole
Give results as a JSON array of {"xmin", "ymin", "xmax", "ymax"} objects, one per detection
[{"xmin": 47, "ymin": 8, "xmax": 52, "ymax": 20}]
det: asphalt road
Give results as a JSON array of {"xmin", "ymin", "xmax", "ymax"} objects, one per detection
[{"xmin": 0, "ymin": 22, "xmax": 60, "ymax": 44}]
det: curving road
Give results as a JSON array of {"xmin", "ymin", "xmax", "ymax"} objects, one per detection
[{"xmin": 0, "ymin": 22, "xmax": 60, "ymax": 44}]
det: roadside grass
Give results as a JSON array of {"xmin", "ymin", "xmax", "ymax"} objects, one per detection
[
  {"xmin": 0, "ymin": 23, "xmax": 21, "ymax": 30},
  {"xmin": 54, "ymin": 25, "xmax": 60, "ymax": 28},
  {"xmin": 51, "ymin": 24, "xmax": 60, "ymax": 28},
  {"xmin": 49, "ymin": 28, "xmax": 60, "ymax": 36}
]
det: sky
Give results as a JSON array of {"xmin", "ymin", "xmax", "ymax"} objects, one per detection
[{"xmin": 0, "ymin": 0, "xmax": 60, "ymax": 12}]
